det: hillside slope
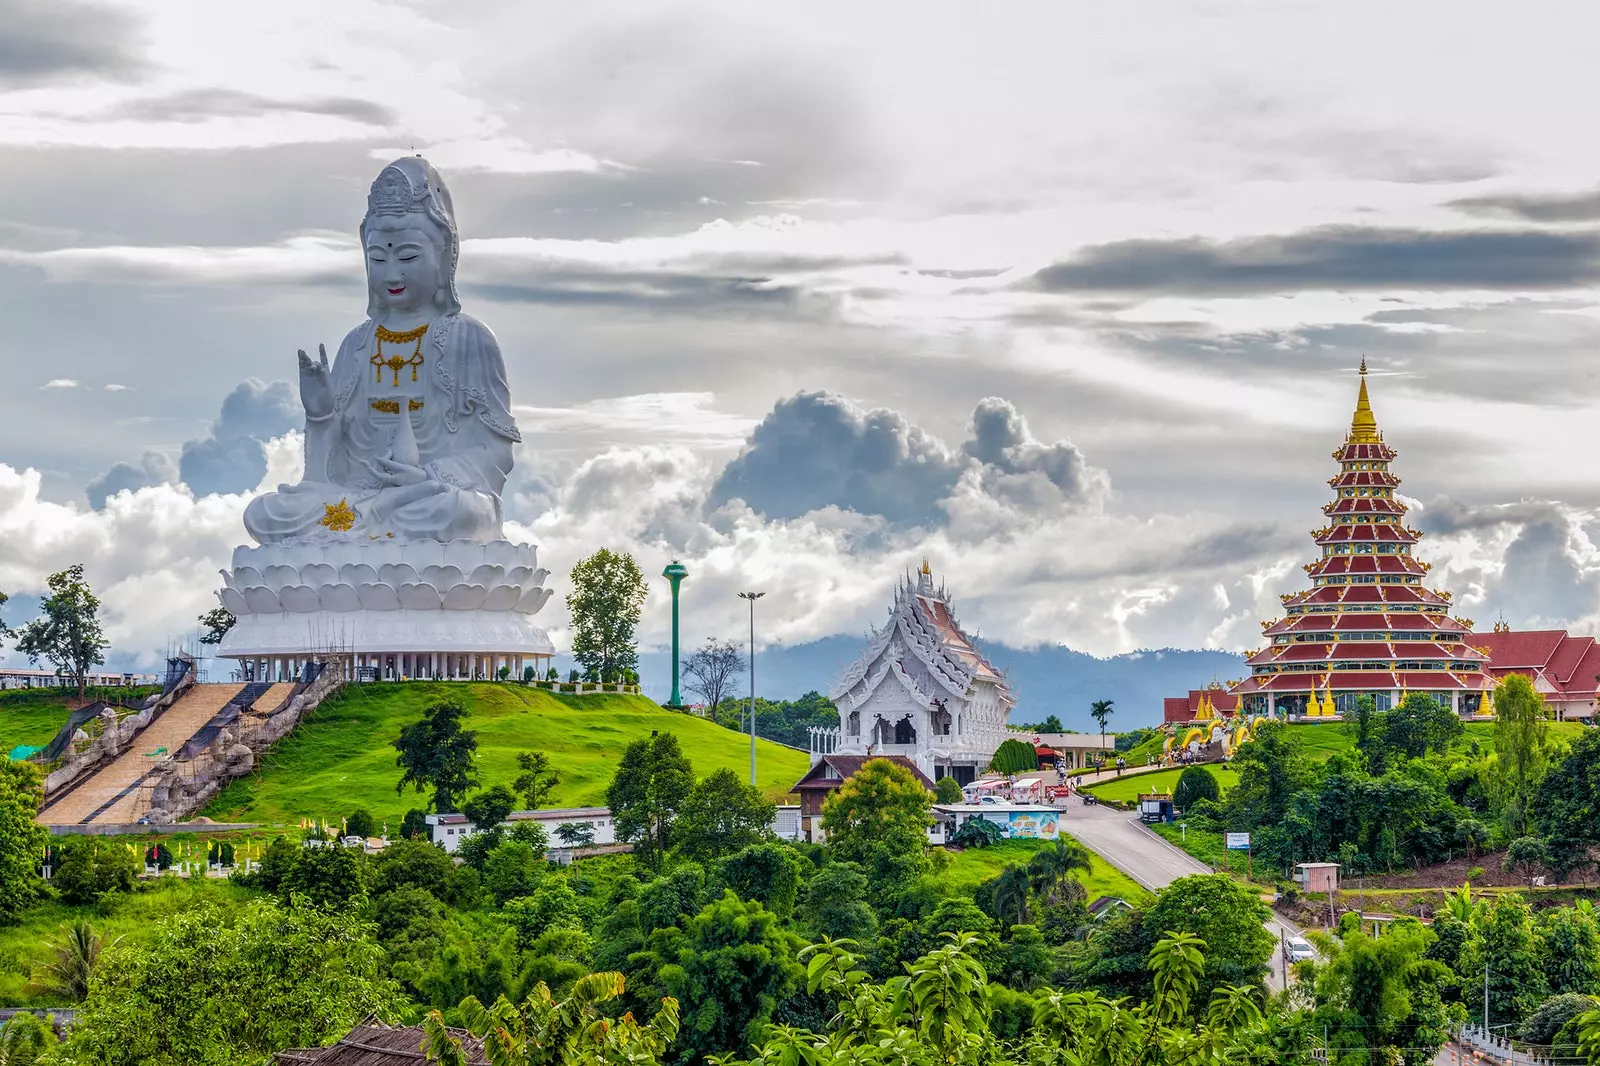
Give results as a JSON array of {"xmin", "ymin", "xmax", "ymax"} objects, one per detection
[
  {"xmin": 202, "ymin": 683, "xmax": 812, "ymax": 828},
  {"xmin": 0, "ymin": 687, "xmax": 160, "ymax": 756}
]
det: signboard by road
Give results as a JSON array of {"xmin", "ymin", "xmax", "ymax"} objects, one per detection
[{"xmin": 1225, "ymin": 832, "xmax": 1251, "ymax": 850}]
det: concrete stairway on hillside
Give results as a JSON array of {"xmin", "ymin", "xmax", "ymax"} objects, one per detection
[{"xmin": 36, "ymin": 683, "xmax": 252, "ymax": 826}]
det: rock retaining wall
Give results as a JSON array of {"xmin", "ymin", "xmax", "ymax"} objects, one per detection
[{"xmin": 42, "ymin": 668, "xmax": 196, "ymax": 799}]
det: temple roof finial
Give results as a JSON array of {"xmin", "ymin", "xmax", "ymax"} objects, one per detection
[
  {"xmin": 920, "ymin": 558, "xmax": 932, "ymax": 576},
  {"xmin": 1348, "ymin": 358, "xmax": 1379, "ymax": 443}
]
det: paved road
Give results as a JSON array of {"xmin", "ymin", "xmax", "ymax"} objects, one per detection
[{"xmin": 1056, "ymin": 797, "xmax": 1303, "ymax": 991}]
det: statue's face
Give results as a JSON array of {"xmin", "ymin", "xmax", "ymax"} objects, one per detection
[{"xmin": 365, "ymin": 212, "xmax": 446, "ymax": 316}]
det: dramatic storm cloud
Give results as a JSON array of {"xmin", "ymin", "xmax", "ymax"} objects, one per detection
[{"xmin": 7, "ymin": 1, "xmax": 1600, "ymax": 671}]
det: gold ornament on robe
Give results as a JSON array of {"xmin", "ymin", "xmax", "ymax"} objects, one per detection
[
  {"xmin": 318, "ymin": 498, "xmax": 357, "ymax": 532},
  {"xmin": 371, "ymin": 324, "xmax": 428, "ymax": 386},
  {"xmin": 369, "ymin": 398, "xmax": 424, "ymax": 414}
]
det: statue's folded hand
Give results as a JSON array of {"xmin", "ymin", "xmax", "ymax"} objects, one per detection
[{"xmin": 364, "ymin": 456, "xmax": 431, "ymax": 488}]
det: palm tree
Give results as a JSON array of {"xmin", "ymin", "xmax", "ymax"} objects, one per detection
[
  {"xmin": 991, "ymin": 863, "xmax": 1032, "ymax": 926},
  {"xmin": 1090, "ymin": 700, "xmax": 1114, "ymax": 747},
  {"xmin": 0, "ymin": 1012, "xmax": 55, "ymax": 1066},
  {"xmin": 25, "ymin": 920, "xmax": 115, "ymax": 1003},
  {"xmin": 1027, "ymin": 839, "xmax": 1093, "ymax": 906}
]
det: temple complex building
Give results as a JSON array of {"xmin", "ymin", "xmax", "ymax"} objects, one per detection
[
  {"xmin": 1466, "ymin": 626, "xmax": 1600, "ymax": 721},
  {"xmin": 808, "ymin": 562, "xmax": 1015, "ymax": 783},
  {"xmin": 1228, "ymin": 361, "xmax": 1495, "ymax": 718}
]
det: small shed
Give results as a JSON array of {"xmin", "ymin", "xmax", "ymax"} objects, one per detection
[{"xmin": 1295, "ymin": 862, "xmax": 1340, "ymax": 894}]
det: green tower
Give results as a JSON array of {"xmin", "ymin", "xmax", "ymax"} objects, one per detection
[{"xmin": 662, "ymin": 560, "xmax": 689, "ymax": 708}]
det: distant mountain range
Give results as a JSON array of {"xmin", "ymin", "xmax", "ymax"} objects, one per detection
[{"xmin": 633, "ymin": 637, "xmax": 1246, "ymax": 732}]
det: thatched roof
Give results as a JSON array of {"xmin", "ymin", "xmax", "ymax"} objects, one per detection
[{"xmin": 274, "ymin": 1022, "xmax": 488, "ymax": 1065}]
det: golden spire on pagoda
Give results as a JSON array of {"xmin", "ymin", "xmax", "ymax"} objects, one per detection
[
  {"xmin": 1348, "ymin": 357, "xmax": 1380, "ymax": 443},
  {"xmin": 920, "ymin": 558, "xmax": 932, "ymax": 576}
]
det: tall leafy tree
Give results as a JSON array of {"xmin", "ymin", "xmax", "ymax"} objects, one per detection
[
  {"xmin": 1535, "ymin": 904, "xmax": 1600, "ymax": 997},
  {"xmin": 799, "ymin": 860, "xmax": 877, "ymax": 942},
  {"xmin": 819, "ymin": 757, "xmax": 931, "ymax": 866},
  {"xmin": 1532, "ymin": 729, "xmax": 1600, "ymax": 878},
  {"xmin": 14, "ymin": 564, "xmax": 108, "ymax": 697},
  {"xmin": 1310, "ymin": 921, "xmax": 1463, "ymax": 1062},
  {"xmin": 53, "ymin": 899, "xmax": 401, "ymax": 1066},
  {"xmin": 1380, "ymin": 692, "xmax": 1464, "ymax": 760},
  {"xmin": 682, "ymin": 637, "xmax": 745, "ymax": 711},
  {"xmin": 1493, "ymin": 674, "xmax": 1551, "ymax": 836},
  {"xmin": 461, "ymin": 784, "xmax": 518, "ymax": 833},
  {"xmin": 1090, "ymin": 699, "xmax": 1114, "ymax": 742},
  {"xmin": 393, "ymin": 700, "xmax": 479, "ymax": 813},
  {"xmin": 566, "ymin": 548, "xmax": 648, "ymax": 683},
  {"xmin": 1142, "ymin": 874, "xmax": 1275, "ymax": 999},
  {"xmin": 990, "ymin": 737, "xmax": 1038, "ymax": 775},
  {"xmin": 674, "ymin": 766, "xmax": 775, "ymax": 862},
  {"xmin": 0, "ymin": 760, "xmax": 47, "ymax": 925},
  {"xmin": 1463, "ymin": 893, "xmax": 1549, "ymax": 1026},
  {"xmin": 512, "ymin": 750, "xmax": 560, "ymax": 809},
  {"xmin": 1172, "ymin": 766, "xmax": 1220, "ymax": 811},
  {"xmin": 606, "ymin": 732, "xmax": 693, "ymax": 870}
]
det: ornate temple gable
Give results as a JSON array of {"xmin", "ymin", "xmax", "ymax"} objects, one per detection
[{"xmin": 832, "ymin": 567, "xmax": 977, "ymax": 705}]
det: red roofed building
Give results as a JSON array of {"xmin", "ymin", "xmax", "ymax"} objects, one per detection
[
  {"xmin": 1229, "ymin": 361, "xmax": 1493, "ymax": 717},
  {"xmin": 1163, "ymin": 687, "xmax": 1240, "ymax": 725},
  {"xmin": 1467, "ymin": 627, "xmax": 1600, "ymax": 721}
]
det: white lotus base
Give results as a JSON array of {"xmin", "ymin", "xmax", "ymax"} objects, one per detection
[{"xmin": 217, "ymin": 607, "xmax": 554, "ymax": 659}]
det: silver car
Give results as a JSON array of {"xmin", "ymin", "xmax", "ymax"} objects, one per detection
[{"xmin": 1286, "ymin": 936, "xmax": 1315, "ymax": 963}]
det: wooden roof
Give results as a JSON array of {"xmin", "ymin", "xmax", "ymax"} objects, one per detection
[{"xmin": 274, "ymin": 1023, "xmax": 488, "ymax": 1065}]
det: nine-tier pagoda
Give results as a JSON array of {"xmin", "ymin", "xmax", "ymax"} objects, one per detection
[{"xmin": 1232, "ymin": 361, "xmax": 1493, "ymax": 717}]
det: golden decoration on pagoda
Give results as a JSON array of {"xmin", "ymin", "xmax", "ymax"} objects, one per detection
[
  {"xmin": 1347, "ymin": 359, "xmax": 1380, "ymax": 443},
  {"xmin": 1492, "ymin": 619, "xmax": 1510, "ymax": 634},
  {"xmin": 318, "ymin": 498, "xmax": 356, "ymax": 532}
]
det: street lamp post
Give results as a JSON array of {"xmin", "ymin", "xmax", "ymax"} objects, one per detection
[
  {"xmin": 738, "ymin": 591, "xmax": 764, "ymax": 785},
  {"xmin": 662, "ymin": 561, "xmax": 689, "ymax": 708}
]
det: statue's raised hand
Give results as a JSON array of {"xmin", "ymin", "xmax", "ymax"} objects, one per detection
[{"xmin": 297, "ymin": 344, "xmax": 334, "ymax": 421}]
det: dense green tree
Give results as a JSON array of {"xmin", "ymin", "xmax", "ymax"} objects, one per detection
[
  {"xmin": 0, "ymin": 761, "xmax": 47, "ymax": 924},
  {"xmin": 394, "ymin": 700, "xmax": 479, "ymax": 813},
  {"xmin": 1493, "ymin": 673, "xmax": 1552, "ymax": 836},
  {"xmin": 1020, "ymin": 714, "xmax": 1066, "ymax": 733},
  {"xmin": 819, "ymin": 757, "xmax": 931, "ymax": 866},
  {"xmin": 371, "ymin": 838, "xmax": 455, "ymax": 899},
  {"xmin": 674, "ymin": 767, "xmax": 775, "ymax": 863},
  {"xmin": 715, "ymin": 843, "xmax": 805, "ymax": 920},
  {"xmin": 982, "ymin": 864, "xmax": 1032, "ymax": 927},
  {"xmin": 0, "ymin": 1011, "xmax": 55, "ymax": 1066},
  {"xmin": 1504, "ymin": 835, "xmax": 1550, "ymax": 887},
  {"xmin": 54, "ymin": 899, "xmax": 400, "ymax": 1066},
  {"xmin": 1225, "ymin": 719, "xmax": 1314, "ymax": 832},
  {"xmin": 1463, "ymin": 893, "xmax": 1548, "ymax": 1026},
  {"xmin": 51, "ymin": 838, "xmax": 138, "ymax": 906},
  {"xmin": 934, "ymin": 776, "xmax": 964, "ymax": 804},
  {"xmin": 1000, "ymin": 924, "xmax": 1055, "ymax": 990},
  {"xmin": 651, "ymin": 892, "xmax": 801, "ymax": 1062},
  {"xmin": 344, "ymin": 807, "xmax": 377, "ymax": 838},
  {"xmin": 482, "ymin": 841, "xmax": 544, "ymax": 906},
  {"xmin": 799, "ymin": 861, "xmax": 877, "ymax": 942},
  {"xmin": 1172, "ymin": 766, "xmax": 1220, "ymax": 811},
  {"xmin": 1536, "ymin": 906, "xmax": 1600, "ymax": 998},
  {"xmin": 1517, "ymin": 993, "xmax": 1598, "ymax": 1051},
  {"xmin": 461, "ymin": 784, "xmax": 518, "ymax": 833},
  {"xmin": 990, "ymin": 738, "xmax": 1038, "ymax": 775},
  {"xmin": 505, "ymin": 877, "xmax": 585, "ymax": 948},
  {"xmin": 282, "ymin": 842, "xmax": 367, "ymax": 909},
  {"xmin": 400, "ymin": 807, "xmax": 431, "ymax": 841},
  {"xmin": 1380, "ymin": 692, "xmax": 1464, "ymax": 761},
  {"xmin": 1026, "ymin": 839, "xmax": 1092, "ymax": 908},
  {"xmin": 512, "ymin": 750, "xmax": 560, "ymax": 809},
  {"xmin": 638, "ymin": 864, "xmax": 706, "ymax": 934},
  {"xmin": 566, "ymin": 547, "xmax": 648, "ymax": 683},
  {"xmin": 13, "ymin": 564, "xmax": 108, "ymax": 697},
  {"xmin": 1142, "ymin": 874, "xmax": 1274, "ymax": 998},
  {"xmin": 1532, "ymin": 729, "xmax": 1600, "ymax": 878},
  {"xmin": 606, "ymin": 732, "xmax": 693, "ymax": 871},
  {"xmin": 1310, "ymin": 920, "xmax": 1463, "ymax": 1063}
]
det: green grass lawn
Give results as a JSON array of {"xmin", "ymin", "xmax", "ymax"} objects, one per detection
[
  {"xmin": 0, "ymin": 686, "xmax": 160, "ymax": 757},
  {"xmin": 942, "ymin": 837, "xmax": 1150, "ymax": 905},
  {"xmin": 1086, "ymin": 765, "xmax": 1240, "ymax": 804},
  {"xmin": 0, "ymin": 876, "xmax": 259, "ymax": 1007},
  {"xmin": 202, "ymin": 682, "xmax": 812, "ymax": 827}
]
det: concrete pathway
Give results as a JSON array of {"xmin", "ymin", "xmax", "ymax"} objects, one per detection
[
  {"xmin": 37, "ymin": 683, "xmax": 249, "ymax": 825},
  {"xmin": 1056, "ymin": 797, "xmax": 1303, "ymax": 991}
]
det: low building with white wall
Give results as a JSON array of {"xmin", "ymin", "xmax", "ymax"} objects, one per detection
[{"xmin": 427, "ymin": 806, "xmax": 615, "ymax": 853}]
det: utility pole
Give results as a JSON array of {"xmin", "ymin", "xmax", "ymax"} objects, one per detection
[
  {"xmin": 1483, "ymin": 962, "xmax": 1489, "ymax": 1035},
  {"xmin": 738, "ymin": 591, "xmax": 764, "ymax": 785}
]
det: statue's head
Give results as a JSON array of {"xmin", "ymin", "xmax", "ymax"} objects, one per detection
[{"xmin": 361, "ymin": 156, "xmax": 461, "ymax": 319}]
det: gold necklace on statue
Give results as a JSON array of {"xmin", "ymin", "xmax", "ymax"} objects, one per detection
[{"xmin": 371, "ymin": 324, "xmax": 428, "ymax": 386}]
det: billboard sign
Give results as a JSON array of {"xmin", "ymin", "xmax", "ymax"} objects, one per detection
[
  {"xmin": 1006, "ymin": 811, "xmax": 1060, "ymax": 840},
  {"xmin": 1225, "ymin": 832, "xmax": 1251, "ymax": 851}
]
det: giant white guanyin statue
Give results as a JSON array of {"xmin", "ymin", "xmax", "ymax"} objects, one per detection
[{"xmin": 216, "ymin": 157, "xmax": 554, "ymax": 680}]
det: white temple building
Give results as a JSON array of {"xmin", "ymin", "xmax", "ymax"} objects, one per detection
[{"xmin": 811, "ymin": 562, "xmax": 1015, "ymax": 784}]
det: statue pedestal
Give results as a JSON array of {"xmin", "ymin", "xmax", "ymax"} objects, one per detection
[{"xmin": 215, "ymin": 537, "xmax": 555, "ymax": 681}]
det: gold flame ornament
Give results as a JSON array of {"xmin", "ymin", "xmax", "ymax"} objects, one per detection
[
  {"xmin": 371, "ymin": 324, "xmax": 428, "ymax": 386},
  {"xmin": 318, "ymin": 498, "xmax": 357, "ymax": 532}
]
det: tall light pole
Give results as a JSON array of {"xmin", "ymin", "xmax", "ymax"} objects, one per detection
[
  {"xmin": 738, "ymin": 591, "xmax": 764, "ymax": 785},
  {"xmin": 662, "ymin": 561, "xmax": 688, "ymax": 708}
]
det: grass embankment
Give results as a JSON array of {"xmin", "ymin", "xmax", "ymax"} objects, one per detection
[
  {"xmin": 1086, "ymin": 766, "xmax": 1240, "ymax": 805},
  {"xmin": 0, "ymin": 686, "xmax": 161, "ymax": 755},
  {"xmin": 203, "ymin": 682, "xmax": 811, "ymax": 827},
  {"xmin": 943, "ymin": 838, "xmax": 1150, "ymax": 905}
]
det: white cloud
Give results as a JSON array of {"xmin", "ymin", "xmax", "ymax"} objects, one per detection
[{"xmin": 41, "ymin": 379, "xmax": 79, "ymax": 389}]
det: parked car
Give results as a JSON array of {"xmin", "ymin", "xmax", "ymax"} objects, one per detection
[
  {"xmin": 1286, "ymin": 936, "xmax": 1314, "ymax": 963},
  {"xmin": 977, "ymin": 795, "xmax": 1005, "ymax": 805}
]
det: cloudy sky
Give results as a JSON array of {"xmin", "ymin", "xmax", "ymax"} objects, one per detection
[{"xmin": 6, "ymin": 0, "xmax": 1600, "ymax": 672}]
